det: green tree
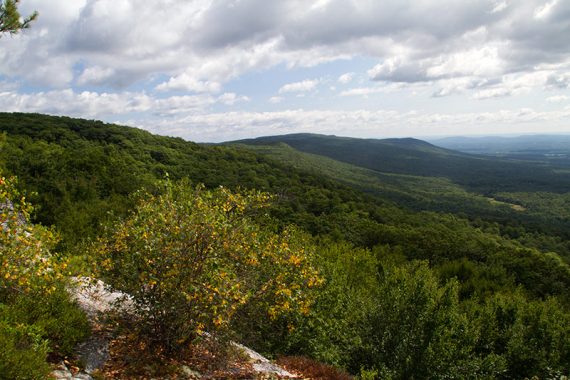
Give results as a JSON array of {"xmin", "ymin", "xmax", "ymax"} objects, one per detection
[
  {"xmin": 0, "ymin": 0, "xmax": 37, "ymax": 35},
  {"xmin": 357, "ymin": 261, "xmax": 505, "ymax": 379},
  {"xmin": 93, "ymin": 179, "xmax": 321, "ymax": 351}
]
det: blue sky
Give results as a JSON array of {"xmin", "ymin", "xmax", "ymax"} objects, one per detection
[{"xmin": 1, "ymin": 0, "xmax": 569, "ymax": 142}]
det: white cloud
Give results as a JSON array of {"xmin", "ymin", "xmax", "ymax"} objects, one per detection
[
  {"xmin": 217, "ymin": 92, "xmax": 250, "ymax": 105},
  {"xmin": 136, "ymin": 107, "xmax": 570, "ymax": 142},
  {"xmin": 278, "ymin": 79, "xmax": 319, "ymax": 94},
  {"xmin": 546, "ymin": 95, "xmax": 569, "ymax": 103},
  {"xmin": 534, "ymin": 0, "xmax": 558, "ymax": 19},
  {"xmin": 0, "ymin": 0, "xmax": 569, "ymax": 141},
  {"xmin": 269, "ymin": 96, "xmax": 283, "ymax": 104},
  {"xmin": 338, "ymin": 72, "xmax": 354, "ymax": 84},
  {"xmin": 547, "ymin": 72, "xmax": 570, "ymax": 89},
  {"xmin": 472, "ymin": 71, "xmax": 550, "ymax": 99},
  {"xmin": 340, "ymin": 87, "xmax": 384, "ymax": 97},
  {"xmin": 368, "ymin": 55, "xmax": 427, "ymax": 83},
  {"xmin": 432, "ymin": 77, "xmax": 487, "ymax": 97},
  {"xmin": 77, "ymin": 66, "xmax": 115, "ymax": 86},
  {"xmin": 2, "ymin": 0, "xmax": 569, "ymax": 97},
  {"xmin": 491, "ymin": 1, "xmax": 508, "ymax": 14},
  {"xmin": 0, "ymin": 89, "xmax": 225, "ymax": 118},
  {"xmin": 426, "ymin": 46, "xmax": 504, "ymax": 79},
  {"xmin": 156, "ymin": 74, "xmax": 222, "ymax": 93}
]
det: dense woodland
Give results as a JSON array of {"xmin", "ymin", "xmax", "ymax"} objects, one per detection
[{"xmin": 1, "ymin": 113, "xmax": 570, "ymax": 379}]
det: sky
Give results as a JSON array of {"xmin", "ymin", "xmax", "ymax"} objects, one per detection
[{"xmin": 1, "ymin": 0, "xmax": 569, "ymax": 142}]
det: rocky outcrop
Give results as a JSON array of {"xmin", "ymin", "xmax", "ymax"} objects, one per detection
[{"xmin": 53, "ymin": 277, "xmax": 298, "ymax": 379}]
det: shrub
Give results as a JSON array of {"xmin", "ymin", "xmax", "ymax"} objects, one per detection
[
  {"xmin": 473, "ymin": 292, "xmax": 570, "ymax": 379},
  {"xmin": 0, "ymin": 319, "xmax": 50, "ymax": 380},
  {"xmin": 3, "ymin": 289, "xmax": 90, "ymax": 356},
  {"xmin": 0, "ymin": 174, "xmax": 90, "ymax": 376},
  {"xmin": 0, "ymin": 175, "xmax": 64, "ymax": 299},
  {"xmin": 356, "ymin": 261, "xmax": 506, "ymax": 379},
  {"xmin": 94, "ymin": 179, "xmax": 321, "ymax": 351}
]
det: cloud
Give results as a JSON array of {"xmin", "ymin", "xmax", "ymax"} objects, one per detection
[
  {"xmin": 156, "ymin": 74, "xmax": 222, "ymax": 93},
  {"xmin": 472, "ymin": 71, "xmax": 550, "ymax": 99},
  {"xmin": 138, "ymin": 107, "xmax": 570, "ymax": 142},
  {"xmin": 0, "ymin": 89, "xmax": 237, "ymax": 117},
  {"xmin": 338, "ymin": 72, "xmax": 354, "ymax": 84},
  {"xmin": 546, "ymin": 72, "xmax": 570, "ymax": 89},
  {"xmin": 432, "ymin": 77, "xmax": 488, "ymax": 97},
  {"xmin": 3, "ymin": 0, "xmax": 570, "ymax": 96},
  {"xmin": 368, "ymin": 56, "xmax": 428, "ymax": 83},
  {"xmin": 77, "ymin": 66, "xmax": 115, "ymax": 86},
  {"xmin": 0, "ymin": 89, "xmax": 150, "ymax": 117},
  {"xmin": 491, "ymin": 1, "xmax": 508, "ymax": 14},
  {"xmin": 534, "ymin": 0, "xmax": 558, "ymax": 19},
  {"xmin": 278, "ymin": 79, "xmax": 319, "ymax": 94},
  {"xmin": 340, "ymin": 87, "xmax": 384, "ymax": 97},
  {"xmin": 0, "ymin": 0, "xmax": 568, "ymax": 142},
  {"xmin": 546, "ymin": 95, "xmax": 569, "ymax": 103},
  {"xmin": 217, "ymin": 92, "xmax": 250, "ymax": 105}
]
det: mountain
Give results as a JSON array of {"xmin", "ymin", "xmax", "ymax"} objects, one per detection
[
  {"xmin": 429, "ymin": 135, "xmax": 570, "ymax": 163},
  {"xmin": 230, "ymin": 133, "xmax": 570, "ymax": 194},
  {"xmin": 0, "ymin": 113, "xmax": 383, "ymax": 248}
]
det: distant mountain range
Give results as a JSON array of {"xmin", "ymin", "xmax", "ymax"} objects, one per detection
[
  {"xmin": 429, "ymin": 135, "xmax": 570, "ymax": 159},
  {"xmin": 228, "ymin": 133, "xmax": 570, "ymax": 194}
]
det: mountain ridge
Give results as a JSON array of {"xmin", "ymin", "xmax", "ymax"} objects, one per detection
[{"xmin": 228, "ymin": 132, "xmax": 570, "ymax": 194}]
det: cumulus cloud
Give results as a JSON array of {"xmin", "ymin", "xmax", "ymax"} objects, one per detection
[
  {"xmin": 0, "ymin": 89, "xmax": 244, "ymax": 118},
  {"xmin": 0, "ymin": 0, "xmax": 569, "ymax": 141},
  {"xmin": 3, "ymin": 0, "xmax": 570, "ymax": 95},
  {"xmin": 278, "ymin": 79, "xmax": 319, "ymax": 94}
]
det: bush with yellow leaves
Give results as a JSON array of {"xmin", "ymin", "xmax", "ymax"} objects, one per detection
[
  {"xmin": 0, "ymin": 175, "xmax": 89, "ymax": 379},
  {"xmin": 0, "ymin": 175, "xmax": 64, "ymax": 299},
  {"xmin": 93, "ymin": 179, "xmax": 321, "ymax": 351}
]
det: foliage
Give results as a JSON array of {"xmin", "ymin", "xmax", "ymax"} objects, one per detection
[
  {"xmin": 1, "ymin": 288, "xmax": 90, "ymax": 356},
  {"xmin": 0, "ymin": 318, "xmax": 50, "ymax": 380},
  {"xmin": 93, "ymin": 179, "xmax": 321, "ymax": 351},
  {"xmin": 355, "ymin": 261, "xmax": 506, "ymax": 379},
  {"xmin": 0, "ymin": 0, "xmax": 37, "ymax": 35},
  {"xmin": 0, "ymin": 174, "xmax": 89, "ymax": 377},
  {"xmin": 0, "ymin": 175, "xmax": 64, "ymax": 299},
  {"xmin": 276, "ymin": 241, "xmax": 378, "ymax": 366},
  {"xmin": 0, "ymin": 113, "xmax": 376, "ymax": 250},
  {"xmin": 472, "ymin": 292, "xmax": 570, "ymax": 379}
]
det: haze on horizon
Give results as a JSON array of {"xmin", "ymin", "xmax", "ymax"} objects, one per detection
[{"xmin": 1, "ymin": 0, "xmax": 569, "ymax": 142}]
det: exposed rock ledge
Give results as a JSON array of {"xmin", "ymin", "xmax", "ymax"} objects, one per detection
[{"xmin": 52, "ymin": 277, "xmax": 297, "ymax": 379}]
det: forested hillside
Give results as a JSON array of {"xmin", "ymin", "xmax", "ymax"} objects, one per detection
[
  {"xmin": 233, "ymin": 133, "xmax": 570, "ymax": 193},
  {"xmin": 1, "ymin": 113, "xmax": 570, "ymax": 379}
]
